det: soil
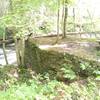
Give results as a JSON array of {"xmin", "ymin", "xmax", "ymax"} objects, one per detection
[{"xmin": 31, "ymin": 36, "xmax": 100, "ymax": 61}]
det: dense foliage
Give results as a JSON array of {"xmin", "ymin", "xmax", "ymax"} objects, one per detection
[
  {"xmin": 0, "ymin": 0, "xmax": 100, "ymax": 100},
  {"xmin": 0, "ymin": 66, "xmax": 99, "ymax": 100},
  {"xmin": 1, "ymin": 0, "xmax": 100, "ymax": 39}
]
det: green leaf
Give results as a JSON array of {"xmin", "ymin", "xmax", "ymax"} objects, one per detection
[
  {"xmin": 80, "ymin": 63, "xmax": 86, "ymax": 70},
  {"xmin": 95, "ymin": 76, "xmax": 100, "ymax": 81}
]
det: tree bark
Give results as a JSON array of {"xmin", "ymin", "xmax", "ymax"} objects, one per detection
[
  {"xmin": 15, "ymin": 38, "xmax": 21, "ymax": 66},
  {"xmin": 73, "ymin": 7, "xmax": 75, "ymax": 32},
  {"xmin": 0, "ymin": 0, "xmax": 9, "ymax": 17},
  {"xmin": 9, "ymin": 0, "xmax": 13, "ymax": 11},
  {"xmin": 62, "ymin": 0, "xmax": 68, "ymax": 38},
  {"xmin": 56, "ymin": 0, "xmax": 60, "ymax": 43},
  {"xmin": 2, "ymin": 32, "xmax": 8, "ymax": 65},
  {"xmin": 87, "ymin": 9, "xmax": 96, "ymax": 37}
]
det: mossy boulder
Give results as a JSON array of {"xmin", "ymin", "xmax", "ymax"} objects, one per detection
[{"xmin": 24, "ymin": 39, "xmax": 100, "ymax": 80}]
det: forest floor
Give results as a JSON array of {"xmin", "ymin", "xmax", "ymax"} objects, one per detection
[
  {"xmin": 0, "ymin": 35, "xmax": 100, "ymax": 100},
  {"xmin": 0, "ymin": 65, "xmax": 99, "ymax": 100},
  {"xmin": 33, "ymin": 35, "xmax": 100, "ymax": 61},
  {"xmin": 0, "ymin": 34, "xmax": 100, "ymax": 65}
]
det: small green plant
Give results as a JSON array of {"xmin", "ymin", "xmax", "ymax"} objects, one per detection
[
  {"xmin": 80, "ymin": 62, "xmax": 91, "ymax": 70},
  {"xmin": 0, "ymin": 66, "xmax": 100, "ymax": 100},
  {"xmin": 59, "ymin": 64, "xmax": 76, "ymax": 80},
  {"xmin": 79, "ymin": 61, "xmax": 100, "ymax": 77},
  {"xmin": 93, "ymin": 70, "xmax": 100, "ymax": 80}
]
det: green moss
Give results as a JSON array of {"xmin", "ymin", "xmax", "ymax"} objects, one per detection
[{"xmin": 24, "ymin": 39, "xmax": 100, "ymax": 80}]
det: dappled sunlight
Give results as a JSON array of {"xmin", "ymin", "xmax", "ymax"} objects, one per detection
[{"xmin": 0, "ymin": 0, "xmax": 100, "ymax": 99}]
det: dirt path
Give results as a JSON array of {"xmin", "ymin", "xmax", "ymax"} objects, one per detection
[{"xmin": 33, "ymin": 36, "xmax": 100, "ymax": 61}]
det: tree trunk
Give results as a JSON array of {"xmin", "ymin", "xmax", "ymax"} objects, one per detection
[
  {"xmin": 9, "ymin": 0, "xmax": 13, "ymax": 11},
  {"xmin": 20, "ymin": 38, "xmax": 25, "ymax": 67},
  {"xmin": 15, "ymin": 38, "xmax": 21, "ymax": 66},
  {"xmin": 62, "ymin": 0, "xmax": 68, "ymax": 38},
  {"xmin": 56, "ymin": 0, "xmax": 60, "ymax": 43},
  {"xmin": 15, "ymin": 38, "xmax": 25, "ymax": 67},
  {"xmin": 87, "ymin": 9, "xmax": 96, "ymax": 37},
  {"xmin": 2, "ymin": 32, "xmax": 8, "ymax": 65},
  {"xmin": 61, "ymin": 0, "xmax": 65, "ymax": 34},
  {"xmin": 73, "ymin": 7, "xmax": 75, "ymax": 32},
  {"xmin": 0, "ymin": 0, "xmax": 9, "ymax": 17}
]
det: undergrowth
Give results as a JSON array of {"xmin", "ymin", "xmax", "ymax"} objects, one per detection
[{"xmin": 0, "ymin": 65, "xmax": 100, "ymax": 100}]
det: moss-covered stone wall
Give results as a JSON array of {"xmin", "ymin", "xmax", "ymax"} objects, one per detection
[{"xmin": 24, "ymin": 39, "xmax": 100, "ymax": 79}]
